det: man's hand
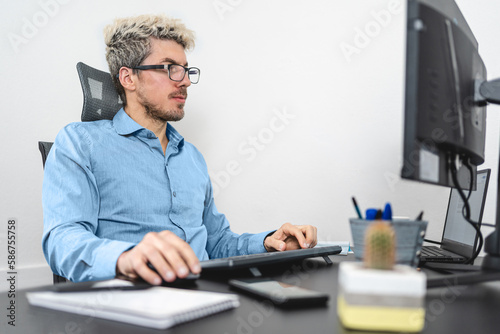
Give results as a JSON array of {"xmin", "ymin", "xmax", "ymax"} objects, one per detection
[
  {"xmin": 264, "ymin": 223, "xmax": 318, "ymax": 252},
  {"xmin": 116, "ymin": 231, "xmax": 201, "ymax": 285}
]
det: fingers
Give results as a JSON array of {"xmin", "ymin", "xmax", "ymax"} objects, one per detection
[
  {"xmin": 116, "ymin": 231, "xmax": 201, "ymax": 285},
  {"xmin": 116, "ymin": 250, "xmax": 162, "ymax": 285},
  {"xmin": 265, "ymin": 223, "xmax": 318, "ymax": 252},
  {"xmin": 151, "ymin": 231, "xmax": 201, "ymax": 278},
  {"xmin": 280, "ymin": 223, "xmax": 308, "ymax": 249},
  {"xmin": 301, "ymin": 225, "xmax": 318, "ymax": 248},
  {"xmin": 264, "ymin": 234, "xmax": 287, "ymax": 252}
]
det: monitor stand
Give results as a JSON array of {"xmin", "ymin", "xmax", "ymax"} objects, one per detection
[
  {"xmin": 479, "ymin": 78, "xmax": 500, "ymax": 272},
  {"xmin": 422, "ymin": 262, "xmax": 482, "ymax": 273},
  {"xmin": 482, "ymin": 141, "xmax": 500, "ymax": 271},
  {"xmin": 427, "ymin": 270, "xmax": 500, "ymax": 288}
]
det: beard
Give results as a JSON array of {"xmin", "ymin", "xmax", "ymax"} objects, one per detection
[
  {"xmin": 138, "ymin": 87, "xmax": 187, "ymax": 122},
  {"xmin": 144, "ymin": 103, "xmax": 185, "ymax": 122}
]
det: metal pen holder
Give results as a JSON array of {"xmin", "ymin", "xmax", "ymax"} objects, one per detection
[{"xmin": 349, "ymin": 218, "xmax": 428, "ymax": 267}]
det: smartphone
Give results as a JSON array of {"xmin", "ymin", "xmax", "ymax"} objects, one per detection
[{"xmin": 228, "ymin": 278, "xmax": 329, "ymax": 307}]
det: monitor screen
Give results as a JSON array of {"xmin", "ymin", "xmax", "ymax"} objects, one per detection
[{"xmin": 442, "ymin": 169, "xmax": 490, "ymax": 257}]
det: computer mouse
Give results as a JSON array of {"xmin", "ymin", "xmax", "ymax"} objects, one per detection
[{"xmin": 147, "ymin": 263, "xmax": 200, "ymax": 286}]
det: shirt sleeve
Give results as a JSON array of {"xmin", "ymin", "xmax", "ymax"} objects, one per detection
[
  {"xmin": 202, "ymin": 178, "xmax": 272, "ymax": 259},
  {"xmin": 42, "ymin": 124, "xmax": 135, "ymax": 282}
]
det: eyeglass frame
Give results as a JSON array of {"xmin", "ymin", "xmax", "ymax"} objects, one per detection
[{"xmin": 132, "ymin": 64, "xmax": 201, "ymax": 84}]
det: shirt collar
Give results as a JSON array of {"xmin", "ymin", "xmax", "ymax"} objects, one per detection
[
  {"xmin": 166, "ymin": 123, "xmax": 184, "ymax": 149},
  {"xmin": 113, "ymin": 108, "xmax": 143, "ymax": 135},
  {"xmin": 112, "ymin": 108, "xmax": 184, "ymax": 148}
]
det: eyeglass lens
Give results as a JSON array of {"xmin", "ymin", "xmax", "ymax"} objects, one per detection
[{"xmin": 170, "ymin": 65, "xmax": 200, "ymax": 84}]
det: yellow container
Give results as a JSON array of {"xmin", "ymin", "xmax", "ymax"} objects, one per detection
[{"xmin": 337, "ymin": 262, "xmax": 426, "ymax": 332}]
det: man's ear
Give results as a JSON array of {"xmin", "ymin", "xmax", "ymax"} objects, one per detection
[{"xmin": 118, "ymin": 67, "xmax": 136, "ymax": 92}]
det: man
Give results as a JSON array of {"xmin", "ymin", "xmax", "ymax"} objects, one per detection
[{"xmin": 42, "ymin": 14, "xmax": 317, "ymax": 285}]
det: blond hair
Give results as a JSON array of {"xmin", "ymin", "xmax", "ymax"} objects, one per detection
[{"xmin": 104, "ymin": 14, "xmax": 195, "ymax": 105}]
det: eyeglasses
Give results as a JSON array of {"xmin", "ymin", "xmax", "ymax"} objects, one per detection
[{"xmin": 133, "ymin": 64, "xmax": 200, "ymax": 84}]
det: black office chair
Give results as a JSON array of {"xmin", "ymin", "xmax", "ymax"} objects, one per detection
[
  {"xmin": 38, "ymin": 62, "xmax": 123, "ymax": 284},
  {"xmin": 76, "ymin": 62, "xmax": 123, "ymax": 122}
]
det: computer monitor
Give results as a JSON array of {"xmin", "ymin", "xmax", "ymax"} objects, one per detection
[
  {"xmin": 402, "ymin": 0, "xmax": 500, "ymax": 272},
  {"xmin": 402, "ymin": 0, "xmax": 486, "ymax": 190}
]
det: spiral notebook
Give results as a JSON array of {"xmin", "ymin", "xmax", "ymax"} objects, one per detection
[{"xmin": 27, "ymin": 280, "xmax": 239, "ymax": 329}]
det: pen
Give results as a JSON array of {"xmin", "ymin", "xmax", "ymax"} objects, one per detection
[
  {"xmin": 415, "ymin": 211, "xmax": 424, "ymax": 221},
  {"xmin": 352, "ymin": 197, "xmax": 363, "ymax": 219},
  {"xmin": 51, "ymin": 279, "xmax": 152, "ymax": 293},
  {"xmin": 382, "ymin": 203, "xmax": 392, "ymax": 220},
  {"xmin": 365, "ymin": 208, "xmax": 377, "ymax": 220}
]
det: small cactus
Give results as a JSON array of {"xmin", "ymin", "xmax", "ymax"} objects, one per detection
[{"xmin": 364, "ymin": 221, "xmax": 396, "ymax": 270}]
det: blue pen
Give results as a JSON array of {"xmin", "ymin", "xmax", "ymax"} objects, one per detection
[
  {"xmin": 352, "ymin": 197, "xmax": 363, "ymax": 219},
  {"xmin": 382, "ymin": 203, "xmax": 392, "ymax": 220},
  {"xmin": 365, "ymin": 208, "xmax": 378, "ymax": 220}
]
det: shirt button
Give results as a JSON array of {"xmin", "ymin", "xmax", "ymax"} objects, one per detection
[{"xmin": 173, "ymin": 192, "xmax": 176, "ymax": 197}]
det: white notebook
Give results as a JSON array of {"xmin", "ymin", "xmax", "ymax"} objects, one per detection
[{"xmin": 27, "ymin": 281, "xmax": 239, "ymax": 329}]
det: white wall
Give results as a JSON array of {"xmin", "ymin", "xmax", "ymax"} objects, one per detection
[{"xmin": 1, "ymin": 0, "xmax": 499, "ymax": 290}]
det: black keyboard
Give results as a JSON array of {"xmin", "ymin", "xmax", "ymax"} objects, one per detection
[
  {"xmin": 201, "ymin": 245, "xmax": 342, "ymax": 270},
  {"xmin": 420, "ymin": 246, "xmax": 466, "ymax": 263},
  {"xmin": 421, "ymin": 246, "xmax": 451, "ymax": 258}
]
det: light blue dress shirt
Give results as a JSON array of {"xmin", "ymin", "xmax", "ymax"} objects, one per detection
[{"xmin": 42, "ymin": 108, "xmax": 270, "ymax": 282}]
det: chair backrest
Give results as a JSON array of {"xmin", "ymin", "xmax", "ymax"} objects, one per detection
[
  {"xmin": 39, "ymin": 63, "xmax": 121, "ymax": 284},
  {"xmin": 76, "ymin": 62, "xmax": 123, "ymax": 122},
  {"xmin": 38, "ymin": 141, "xmax": 53, "ymax": 168},
  {"xmin": 38, "ymin": 141, "xmax": 66, "ymax": 284}
]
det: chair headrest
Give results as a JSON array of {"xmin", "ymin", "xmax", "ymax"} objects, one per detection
[{"xmin": 76, "ymin": 62, "xmax": 123, "ymax": 122}]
